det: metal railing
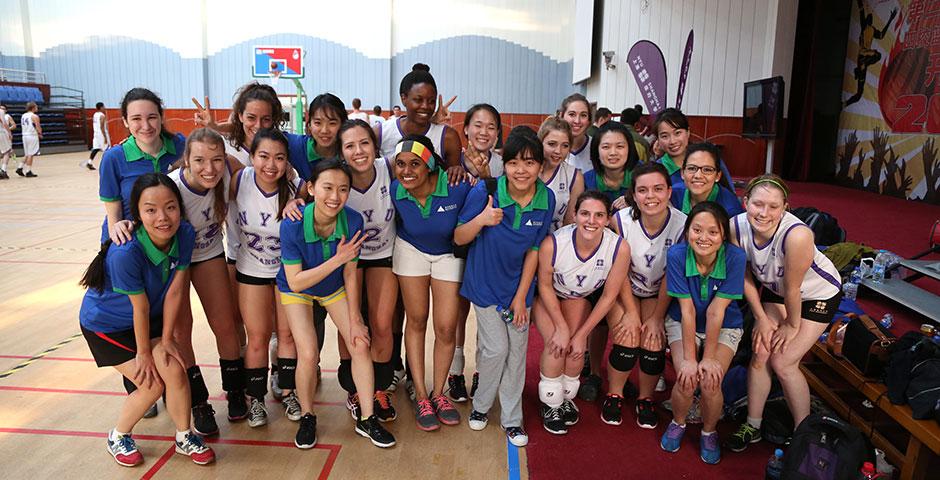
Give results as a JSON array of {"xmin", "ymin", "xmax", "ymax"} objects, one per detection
[
  {"xmin": 49, "ymin": 86, "xmax": 87, "ymax": 146},
  {"xmin": 0, "ymin": 68, "xmax": 47, "ymax": 84}
]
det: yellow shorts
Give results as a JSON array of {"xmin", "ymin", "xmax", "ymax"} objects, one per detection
[{"xmin": 279, "ymin": 288, "xmax": 346, "ymax": 307}]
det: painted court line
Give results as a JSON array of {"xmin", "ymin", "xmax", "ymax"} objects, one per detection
[
  {"xmin": 0, "ymin": 385, "xmax": 345, "ymax": 407},
  {"xmin": 506, "ymin": 438, "xmax": 522, "ymax": 480},
  {"xmin": 0, "ymin": 333, "xmax": 84, "ymax": 379},
  {"xmin": 140, "ymin": 445, "xmax": 176, "ymax": 480},
  {"xmin": 0, "ymin": 354, "xmax": 338, "ymax": 373}
]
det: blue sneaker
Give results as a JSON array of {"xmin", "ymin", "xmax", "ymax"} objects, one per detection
[
  {"xmin": 700, "ymin": 432, "xmax": 721, "ymax": 464},
  {"xmin": 660, "ymin": 421, "xmax": 686, "ymax": 453}
]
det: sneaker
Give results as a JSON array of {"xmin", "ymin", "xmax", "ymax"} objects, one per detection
[
  {"xmin": 270, "ymin": 370, "xmax": 284, "ymax": 401},
  {"xmin": 447, "ymin": 374, "xmax": 469, "ymax": 403},
  {"xmin": 107, "ymin": 430, "xmax": 144, "ymax": 467},
  {"xmin": 405, "ymin": 377, "xmax": 416, "ymax": 402},
  {"xmin": 247, "ymin": 397, "xmax": 268, "ymax": 427},
  {"xmin": 635, "ymin": 398, "xmax": 658, "ymax": 429},
  {"xmin": 226, "ymin": 390, "xmax": 248, "ymax": 421},
  {"xmin": 15, "ymin": 167, "xmax": 24, "ymax": 176},
  {"xmin": 175, "ymin": 431, "xmax": 216, "ymax": 465},
  {"xmin": 726, "ymin": 422, "xmax": 762, "ymax": 453},
  {"xmin": 655, "ymin": 375, "xmax": 667, "ymax": 392},
  {"xmin": 601, "ymin": 394, "xmax": 624, "ymax": 425},
  {"xmin": 25, "ymin": 171, "xmax": 37, "ymax": 178},
  {"xmin": 578, "ymin": 374, "xmax": 602, "ymax": 402},
  {"xmin": 86, "ymin": 162, "xmax": 96, "ymax": 171},
  {"xmin": 388, "ymin": 368, "xmax": 406, "ymax": 392},
  {"xmin": 469, "ymin": 371, "xmax": 479, "ymax": 398},
  {"xmin": 346, "ymin": 393, "xmax": 361, "ymax": 421},
  {"xmin": 431, "ymin": 394, "xmax": 460, "ymax": 425},
  {"xmin": 283, "ymin": 392, "xmax": 302, "ymax": 421},
  {"xmin": 192, "ymin": 403, "xmax": 219, "ymax": 436},
  {"xmin": 686, "ymin": 395, "xmax": 703, "ymax": 424},
  {"xmin": 660, "ymin": 422, "xmax": 686, "ymax": 453},
  {"xmin": 355, "ymin": 414, "xmax": 396, "ymax": 448},
  {"xmin": 414, "ymin": 398, "xmax": 440, "ymax": 431},
  {"xmin": 700, "ymin": 433, "xmax": 721, "ymax": 464},
  {"xmin": 374, "ymin": 391, "xmax": 397, "ymax": 422},
  {"xmin": 468, "ymin": 410, "xmax": 488, "ymax": 431},
  {"xmin": 540, "ymin": 404, "xmax": 567, "ymax": 434},
  {"xmin": 295, "ymin": 413, "xmax": 318, "ymax": 449},
  {"xmin": 0, "ymin": 171, "xmax": 8, "ymax": 180},
  {"xmin": 143, "ymin": 403, "xmax": 158, "ymax": 419},
  {"xmin": 560, "ymin": 399, "xmax": 580, "ymax": 426},
  {"xmin": 505, "ymin": 426, "xmax": 529, "ymax": 447}
]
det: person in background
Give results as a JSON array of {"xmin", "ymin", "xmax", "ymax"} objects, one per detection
[
  {"xmin": 86, "ymin": 102, "xmax": 111, "ymax": 170},
  {"xmin": 392, "ymin": 106, "xmax": 403, "ymax": 118},
  {"xmin": 369, "ymin": 105, "xmax": 385, "ymax": 129},
  {"xmin": 587, "ymin": 107, "xmax": 611, "ymax": 138},
  {"xmin": 620, "ymin": 105, "xmax": 650, "ymax": 162},
  {"xmin": 349, "ymin": 98, "xmax": 369, "ymax": 123},
  {"xmin": 17, "ymin": 101, "xmax": 42, "ymax": 177},
  {"xmin": 0, "ymin": 104, "xmax": 15, "ymax": 179}
]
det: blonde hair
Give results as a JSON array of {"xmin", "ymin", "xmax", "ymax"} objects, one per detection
[
  {"xmin": 537, "ymin": 116, "xmax": 573, "ymax": 144},
  {"xmin": 745, "ymin": 174, "xmax": 789, "ymax": 201}
]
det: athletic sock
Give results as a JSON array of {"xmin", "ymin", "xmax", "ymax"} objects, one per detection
[
  {"xmin": 449, "ymin": 346, "xmax": 464, "ymax": 375},
  {"xmin": 701, "ymin": 430, "xmax": 716, "ymax": 437},
  {"xmin": 277, "ymin": 357, "xmax": 297, "ymax": 390},
  {"xmin": 110, "ymin": 428, "xmax": 129, "ymax": 441},
  {"xmin": 245, "ymin": 367, "xmax": 268, "ymax": 400},
  {"xmin": 392, "ymin": 332, "xmax": 404, "ymax": 370},
  {"xmin": 338, "ymin": 358, "xmax": 356, "ymax": 393},
  {"xmin": 374, "ymin": 360, "xmax": 394, "ymax": 391},
  {"xmin": 175, "ymin": 430, "xmax": 190, "ymax": 443},
  {"xmin": 747, "ymin": 416, "xmax": 763, "ymax": 429}
]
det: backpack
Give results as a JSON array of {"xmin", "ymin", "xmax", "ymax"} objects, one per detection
[
  {"xmin": 781, "ymin": 414, "xmax": 867, "ymax": 480},
  {"xmin": 886, "ymin": 331, "xmax": 940, "ymax": 406},
  {"xmin": 790, "ymin": 207, "xmax": 846, "ymax": 246},
  {"xmin": 762, "ymin": 397, "xmax": 795, "ymax": 445}
]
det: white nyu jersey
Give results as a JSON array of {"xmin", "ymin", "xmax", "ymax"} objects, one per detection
[
  {"xmin": 234, "ymin": 167, "xmax": 299, "ymax": 278},
  {"xmin": 543, "ymin": 161, "xmax": 580, "ymax": 232},
  {"xmin": 551, "ymin": 224, "xmax": 622, "ymax": 299},
  {"xmin": 223, "ymin": 141, "xmax": 251, "ymax": 260},
  {"xmin": 565, "ymin": 135, "xmax": 592, "ymax": 173},
  {"xmin": 347, "ymin": 158, "xmax": 396, "ymax": 260},
  {"xmin": 169, "ymin": 168, "xmax": 229, "ymax": 262},
  {"xmin": 615, "ymin": 206, "xmax": 686, "ymax": 297},
  {"xmin": 378, "ymin": 116, "xmax": 447, "ymax": 159},
  {"xmin": 733, "ymin": 211, "xmax": 841, "ymax": 300}
]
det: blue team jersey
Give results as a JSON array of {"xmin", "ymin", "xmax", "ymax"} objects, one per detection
[
  {"xmin": 80, "ymin": 222, "xmax": 195, "ymax": 333},
  {"xmin": 582, "ymin": 169, "xmax": 633, "ymax": 206},
  {"xmin": 286, "ymin": 132, "xmax": 324, "ymax": 182},
  {"xmin": 666, "ymin": 242, "xmax": 745, "ymax": 332},
  {"xmin": 670, "ymin": 184, "xmax": 744, "ymax": 217},
  {"xmin": 391, "ymin": 169, "xmax": 472, "ymax": 255},
  {"xmin": 658, "ymin": 153, "xmax": 735, "ymax": 192}
]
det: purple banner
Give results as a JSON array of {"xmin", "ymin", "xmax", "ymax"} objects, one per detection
[
  {"xmin": 676, "ymin": 30, "xmax": 694, "ymax": 110},
  {"xmin": 627, "ymin": 40, "xmax": 668, "ymax": 116}
]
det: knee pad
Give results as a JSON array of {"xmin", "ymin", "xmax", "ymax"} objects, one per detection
[
  {"xmin": 123, "ymin": 375, "xmax": 137, "ymax": 394},
  {"xmin": 187, "ymin": 366, "xmax": 210, "ymax": 405},
  {"xmin": 220, "ymin": 357, "xmax": 246, "ymax": 392},
  {"xmin": 373, "ymin": 361, "xmax": 394, "ymax": 391},
  {"xmin": 639, "ymin": 349, "xmax": 666, "ymax": 376},
  {"xmin": 561, "ymin": 374, "xmax": 580, "ymax": 401},
  {"xmin": 277, "ymin": 358, "xmax": 297, "ymax": 389},
  {"xmin": 538, "ymin": 374, "xmax": 564, "ymax": 408},
  {"xmin": 338, "ymin": 359, "xmax": 356, "ymax": 394},
  {"xmin": 609, "ymin": 345, "xmax": 638, "ymax": 372}
]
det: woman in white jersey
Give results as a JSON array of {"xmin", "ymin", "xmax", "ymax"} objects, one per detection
[
  {"xmin": 558, "ymin": 93, "xmax": 592, "ymax": 173},
  {"xmin": 230, "ymin": 128, "xmax": 301, "ymax": 427},
  {"xmin": 168, "ymin": 128, "xmax": 248, "ymax": 436},
  {"xmin": 18, "ymin": 101, "xmax": 42, "ymax": 177},
  {"xmin": 0, "ymin": 104, "xmax": 14, "ymax": 179},
  {"xmin": 726, "ymin": 175, "xmax": 842, "ymax": 453},
  {"xmin": 86, "ymin": 102, "xmax": 110, "ymax": 170},
  {"xmin": 537, "ymin": 117, "xmax": 583, "ymax": 231},
  {"xmin": 604, "ymin": 162, "xmax": 686, "ymax": 429},
  {"xmin": 532, "ymin": 191, "xmax": 634, "ymax": 434}
]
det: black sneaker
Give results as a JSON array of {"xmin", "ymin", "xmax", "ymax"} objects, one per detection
[
  {"xmin": 373, "ymin": 390, "xmax": 397, "ymax": 422},
  {"xmin": 295, "ymin": 413, "xmax": 317, "ymax": 449},
  {"xmin": 540, "ymin": 404, "xmax": 568, "ymax": 435},
  {"xmin": 0, "ymin": 171, "xmax": 8, "ymax": 179},
  {"xmin": 15, "ymin": 167, "xmax": 24, "ymax": 177},
  {"xmin": 726, "ymin": 422, "xmax": 762, "ymax": 452},
  {"xmin": 226, "ymin": 390, "xmax": 248, "ymax": 421},
  {"xmin": 355, "ymin": 414, "xmax": 396, "ymax": 448},
  {"xmin": 578, "ymin": 374, "xmax": 602, "ymax": 402},
  {"xmin": 25, "ymin": 171, "xmax": 37, "ymax": 177},
  {"xmin": 192, "ymin": 402, "xmax": 219, "ymax": 436},
  {"xmin": 86, "ymin": 162, "xmax": 96, "ymax": 171},
  {"xmin": 447, "ymin": 374, "xmax": 469, "ymax": 403},
  {"xmin": 635, "ymin": 398, "xmax": 658, "ymax": 429},
  {"xmin": 601, "ymin": 394, "xmax": 624, "ymax": 425},
  {"xmin": 469, "ymin": 371, "xmax": 479, "ymax": 398},
  {"xmin": 560, "ymin": 400, "xmax": 580, "ymax": 426},
  {"xmin": 143, "ymin": 403, "xmax": 158, "ymax": 418}
]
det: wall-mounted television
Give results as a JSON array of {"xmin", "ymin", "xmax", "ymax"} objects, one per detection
[{"xmin": 742, "ymin": 76, "xmax": 784, "ymax": 139}]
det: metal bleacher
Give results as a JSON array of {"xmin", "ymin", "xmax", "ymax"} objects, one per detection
[{"xmin": 1, "ymin": 68, "xmax": 88, "ymax": 154}]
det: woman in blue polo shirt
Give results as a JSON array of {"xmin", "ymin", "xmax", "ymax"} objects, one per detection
[
  {"xmin": 278, "ymin": 157, "xmax": 395, "ymax": 449},
  {"xmin": 653, "ymin": 108, "xmax": 734, "ymax": 192},
  {"xmin": 670, "ymin": 142, "xmax": 744, "ymax": 217},
  {"xmin": 660, "ymin": 201, "xmax": 746, "ymax": 465},
  {"xmin": 454, "ymin": 127, "xmax": 555, "ymax": 447},
  {"xmin": 390, "ymin": 134, "xmax": 471, "ymax": 432},
  {"xmin": 79, "ymin": 173, "xmax": 214, "ymax": 468},
  {"xmin": 582, "ymin": 121, "xmax": 640, "ymax": 212}
]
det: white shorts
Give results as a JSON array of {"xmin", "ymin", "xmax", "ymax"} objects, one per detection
[
  {"xmin": 664, "ymin": 316, "xmax": 742, "ymax": 352},
  {"xmin": 0, "ymin": 131, "xmax": 11, "ymax": 154},
  {"xmin": 392, "ymin": 236, "xmax": 464, "ymax": 282},
  {"xmin": 92, "ymin": 133, "xmax": 109, "ymax": 150},
  {"xmin": 23, "ymin": 135, "xmax": 39, "ymax": 156}
]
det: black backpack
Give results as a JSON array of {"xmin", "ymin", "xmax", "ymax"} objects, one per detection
[
  {"xmin": 790, "ymin": 207, "xmax": 846, "ymax": 246},
  {"xmin": 781, "ymin": 414, "xmax": 866, "ymax": 480},
  {"xmin": 886, "ymin": 332, "xmax": 940, "ymax": 407}
]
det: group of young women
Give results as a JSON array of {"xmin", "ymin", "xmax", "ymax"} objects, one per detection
[{"xmin": 77, "ymin": 64, "xmax": 842, "ymax": 469}]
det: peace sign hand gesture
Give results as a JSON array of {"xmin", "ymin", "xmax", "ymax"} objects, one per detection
[
  {"xmin": 192, "ymin": 96, "xmax": 217, "ymax": 128},
  {"xmin": 432, "ymin": 95, "xmax": 457, "ymax": 125}
]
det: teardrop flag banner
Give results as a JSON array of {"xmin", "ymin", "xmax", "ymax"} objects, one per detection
[
  {"xmin": 676, "ymin": 30, "xmax": 694, "ymax": 110},
  {"xmin": 627, "ymin": 40, "xmax": 668, "ymax": 116}
]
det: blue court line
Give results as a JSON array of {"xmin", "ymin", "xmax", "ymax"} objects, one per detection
[{"xmin": 506, "ymin": 438, "xmax": 521, "ymax": 480}]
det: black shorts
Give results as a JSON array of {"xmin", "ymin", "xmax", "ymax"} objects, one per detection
[
  {"xmin": 191, "ymin": 251, "xmax": 225, "ymax": 267},
  {"xmin": 236, "ymin": 270, "xmax": 276, "ymax": 285},
  {"xmin": 81, "ymin": 318, "xmax": 163, "ymax": 367},
  {"xmin": 357, "ymin": 256, "xmax": 393, "ymax": 269},
  {"xmin": 586, "ymin": 288, "xmax": 603, "ymax": 307},
  {"xmin": 226, "ymin": 257, "xmax": 237, "ymax": 265},
  {"xmin": 760, "ymin": 288, "xmax": 843, "ymax": 324}
]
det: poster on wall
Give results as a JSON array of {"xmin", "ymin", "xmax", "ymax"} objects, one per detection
[{"xmin": 837, "ymin": 0, "xmax": 940, "ymax": 204}]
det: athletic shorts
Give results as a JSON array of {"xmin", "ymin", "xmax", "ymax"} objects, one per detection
[
  {"xmin": 664, "ymin": 316, "xmax": 743, "ymax": 353},
  {"xmin": 0, "ymin": 131, "xmax": 11, "ymax": 154},
  {"xmin": 236, "ymin": 270, "xmax": 275, "ymax": 286},
  {"xmin": 226, "ymin": 257, "xmax": 237, "ymax": 265},
  {"xmin": 358, "ymin": 256, "xmax": 393, "ymax": 269},
  {"xmin": 279, "ymin": 288, "xmax": 346, "ymax": 307},
  {"xmin": 81, "ymin": 318, "xmax": 163, "ymax": 367},
  {"xmin": 191, "ymin": 251, "xmax": 225, "ymax": 267},
  {"xmin": 22, "ymin": 135, "xmax": 39, "ymax": 156},
  {"xmin": 392, "ymin": 236, "xmax": 463, "ymax": 282},
  {"xmin": 760, "ymin": 289, "xmax": 843, "ymax": 324}
]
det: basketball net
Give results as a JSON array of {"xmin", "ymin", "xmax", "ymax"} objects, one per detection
[{"xmin": 268, "ymin": 69, "xmax": 282, "ymax": 90}]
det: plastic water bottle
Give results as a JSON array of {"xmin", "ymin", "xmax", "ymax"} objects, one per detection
[
  {"xmin": 879, "ymin": 314, "xmax": 893, "ymax": 329},
  {"xmin": 871, "ymin": 250, "xmax": 888, "ymax": 283},
  {"xmin": 843, "ymin": 267, "xmax": 861, "ymax": 301},
  {"xmin": 765, "ymin": 449, "xmax": 784, "ymax": 480}
]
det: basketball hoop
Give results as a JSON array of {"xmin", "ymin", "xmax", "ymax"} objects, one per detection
[{"xmin": 268, "ymin": 67, "xmax": 282, "ymax": 89}]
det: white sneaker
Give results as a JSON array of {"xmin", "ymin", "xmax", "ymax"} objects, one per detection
[
  {"xmin": 388, "ymin": 368, "xmax": 406, "ymax": 392},
  {"xmin": 655, "ymin": 376, "xmax": 667, "ymax": 392},
  {"xmin": 468, "ymin": 410, "xmax": 488, "ymax": 431},
  {"xmin": 283, "ymin": 392, "xmax": 302, "ymax": 421},
  {"xmin": 504, "ymin": 426, "xmax": 529, "ymax": 447},
  {"xmin": 248, "ymin": 397, "xmax": 268, "ymax": 427}
]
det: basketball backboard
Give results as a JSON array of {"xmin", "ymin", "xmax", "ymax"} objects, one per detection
[{"xmin": 252, "ymin": 46, "xmax": 304, "ymax": 78}]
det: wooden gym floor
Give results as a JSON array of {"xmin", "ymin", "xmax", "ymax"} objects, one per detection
[{"xmin": 0, "ymin": 152, "xmax": 527, "ymax": 479}]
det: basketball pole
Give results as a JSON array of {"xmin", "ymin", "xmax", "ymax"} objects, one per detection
[
  {"xmin": 291, "ymin": 78, "xmax": 306, "ymax": 135},
  {"xmin": 765, "ymin": 138, "xmax": 775, "ymax": 174}
]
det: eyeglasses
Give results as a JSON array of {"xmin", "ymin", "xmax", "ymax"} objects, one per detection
[{"xmin": 684, "ymin": 165, "xmax": 718, "ymax": 175}]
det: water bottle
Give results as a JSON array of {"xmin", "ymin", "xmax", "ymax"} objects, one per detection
[
  {"xmin": 871, "ymin": 250, "xmax": 887, "ymax": 283},
  {"xmin": 880, "ymin": 314, "xmax": 893, "ymax": 329},
  {"xmin": 860, "ymin": 461, "xmax": 884, "ymax": 479},
  {"xmin": 765, "ymin": 449, "xmax": 784, "ymax": 480},
  {"xmin": 843, "ymin": 268, "xmax": 860, "ymax": 301}
]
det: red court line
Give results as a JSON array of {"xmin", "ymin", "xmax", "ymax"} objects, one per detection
[
  {"xmin": 0, "ymin": 354, "xmax": 338, "ymax": 373},
  {"xmin": 140, "ymin": 444, "xmax": 176, "ymax": 480},
  {"xmin": 0, "ymin": 385, "xmax": 345, "ymax": 407}
]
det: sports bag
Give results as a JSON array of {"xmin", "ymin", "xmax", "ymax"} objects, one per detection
[
  {"xmin": 781, "ymin": 414, "xmax": 866, "ymax": 480},
  {"xmin": 790, "ymin": 207, "xmax": 846, "ymax": 247}
]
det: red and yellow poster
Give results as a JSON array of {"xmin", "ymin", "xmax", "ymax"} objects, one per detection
[{"xmin": 838, "ymin": 0, "xmax": 940, "ymax": 204}]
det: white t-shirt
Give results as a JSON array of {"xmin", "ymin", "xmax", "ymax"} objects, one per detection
[
  {"xmin": 349, "ymin": 111, "xmax": 369, "ymax": 123},
  {"xmin": 368, "ymin": 114, "xmax": 385, "ymax": 128},
  {"xmin": 20, "ymin": 111, "xmax": 38, "ymax": 137},
  {"xmin": 565, "ymin": 135, "xmax": 592, "ymax": 173},
  {"xmin": 543, "ymin": 162, "xmax": 581, "ymax": 232},
  {"xmin": 378, "ymin": 116, "xmax": 447, "ymax": 159},
  {"xmin": 223, "ymin": 141, "xmax": 251, "ymax": 260},
  {"xmin": 615, "ymin": 206, "xmax": 686, "ymax": 297},
  {"xmin": 169, "ymin": 168, "xmax": 229, "ymax": 262}
]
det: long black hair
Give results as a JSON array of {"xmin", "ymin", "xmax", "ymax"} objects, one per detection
[
  {"xmin": 682, "ymin": 201, "xmax": 731, "ymax": 244},
  {"xmin": 502, "ymin": 126, "xmax": 544, "ymax": 164},
  {"xmin": 230, "ymin": 82, "xmax": 283, "ymax": 149},
  {"xmin": 120, "ymin": 87, "xmax": 172, "ymax": 138},
  {"xmin": 250, "ymin": 128, "xmax": 296, "ymax": 221},
  {"xmin": 589, "ymin": 121, "xmax": 639, "ymax": 178},
  {"xmin": 307, "ymin": 93, "xmax": 348, "ymax": 126}
]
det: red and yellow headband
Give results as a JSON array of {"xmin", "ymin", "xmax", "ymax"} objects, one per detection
[{"xmin": 394, "ymin": 140, "xmax": 437, "ymax": 170}]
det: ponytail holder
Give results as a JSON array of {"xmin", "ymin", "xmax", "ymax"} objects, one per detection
[
  {"xmin": 747, "ymin": 178, "xmax": 789, "ymax": 200},
  {"xmin": 394, "ymin": 140, "xmax": 436, "ymax": 170}
]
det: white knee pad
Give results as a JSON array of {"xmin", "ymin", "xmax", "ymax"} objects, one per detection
[
  {"xmin": 561, "ymin": 374, "xmax": 580, "ymax": 401},
  {"xmin": 538, "ymin": 374, "xmax": 565, "ymax": 408}
]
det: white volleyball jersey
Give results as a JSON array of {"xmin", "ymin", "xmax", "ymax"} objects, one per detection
[
  {"xmin": 233, "ymin": 167, "xmax": 300, "ymax": 278},
  {"xmin": 615, "ymin": 206, "xmax": 687, "ymax": 297},
  {"xmin": 378, "ymin": 116, "xmax": 447, "ymax": 159},
  {"xmin": 733, "ymin": 211, "xmax": 841, "ymax": 300},
  {"xmin": 543, "ymin": 161, "xmax": 580, "ymax": 232},
  {"xmin": 20, "ymin": 111, "xmax": 38, "ymax": 137},
  {"xmin": 460, "ymin": 150, "xmax": 503, "ymax": 179},
  {"xmin": 551, "ymin": 224, "xmax": 622, "ymax": 299},
  {"xmin": 169, "ymin": 168, "xmax": 229, "ymax": 262},
  {"xmin": 347, "ymin": 158, "xmax": 396, "ymax": 260},
  {"xmin": 565, "ymin": 135, "xmax": 592, "ymax": 173},
  {"xmin": 92, "ymin": 111, "xmax": 105, "ymax": 137},
  {"xmin": 223, "ymin": 141, "xmax": 251, "ymax": 260}
]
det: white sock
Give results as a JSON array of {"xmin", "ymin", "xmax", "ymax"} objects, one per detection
[
  {"xmin": 671, "ymin": 420, "xmax": 686, "ymax": 429},
  {"xmin": 23, "ymin": 165, "xmax": 30, "ymax": 173},
  {"xmin": 110, "ymin": 428, "xmax": 129, "ymax": 441},
  {"xmin": 17, "ymin": 161, "xmax": 23, "ymax": 169},
  {"xmin": 701, "ymin": 430, "xmax": 716, "ymax": 437},
  {"xmin": 175, "ymin": 430, "xmax": 190, "ymax": 443},
  {"xmin": 449, "ymin": 346, "xmax": 464, "ymax": 375},
  {"xmin": 747, "ymin": 416, "xmax": 762, "ymax": 429}
]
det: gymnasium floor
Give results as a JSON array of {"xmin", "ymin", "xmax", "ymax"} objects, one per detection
[{"xmin": 0, "ymin": 152, "xmax": 524, "ymax": 479}]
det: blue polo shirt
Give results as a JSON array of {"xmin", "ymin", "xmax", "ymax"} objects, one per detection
[
  {"xmin": 658, "ymin": 153, "xmax": 735, "ymax": 192},
  {"xmin": 391, "ymin": 169, "xmax": 472, "ymax": 255},
  {"xmin": 458, "ymin": 177, "xmax": 555, "ymax": 308},
  {"xmin": 666, "ymin": 242, "xmax": 745, "ymax": 332},
  {"xmin": 286, "ymin": 132, "xmax": 323, "ymax": 182},
  {"xmin": 670, "ymin": 184, "xmax": 744, "ymax": 217},
  {"xmin": 98, "ymin": 133, "xmax": 187, "ymax": 242},
  {"xmin": 276, "ymin": 203, "xmax": 364, "ymax": 297},
  {"xmin": 80, "ymin": 222, "xmax": 195, "ymax": 333},
  {"xmin": 582, "ymin": 169, "xmax": 633, "ymax": 206}
]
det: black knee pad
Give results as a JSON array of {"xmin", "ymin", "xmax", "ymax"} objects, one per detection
[
  {"xmin": 219, "ymin": 357, "xmax": 245, "ymax": 392},
  {"xmin": 245, "ymin": 367, "xmax": 268, "ymax": 400},
  {"xmin": 609, "ymin": 345, "xmax": 638, "ymax": 372},
  {"xmin": 374, "ymin": 361, "xmax": 394, "ymax": 391},
  {"xmin": 338, "ymin": 359, "xmax": 356, "ymax": 394},
  {"xmin": 277, "ymin": 357, "xmax": 297, "ymax": 389},
  {"xmin": 639, "ymin": 349, "xmax": 666, "ymax": 376},
  {"xmin": 187, "ymin": 366, "xmax": 210, "ymax": 405},
  {"xmin": 123, "ymin": 375, "xmax": 137, "ymax": 394}
]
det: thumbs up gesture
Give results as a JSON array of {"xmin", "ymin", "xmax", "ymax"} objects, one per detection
[{"xmin": 477, "ymin": 195, "xmax": 503, "ymax": 226}]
